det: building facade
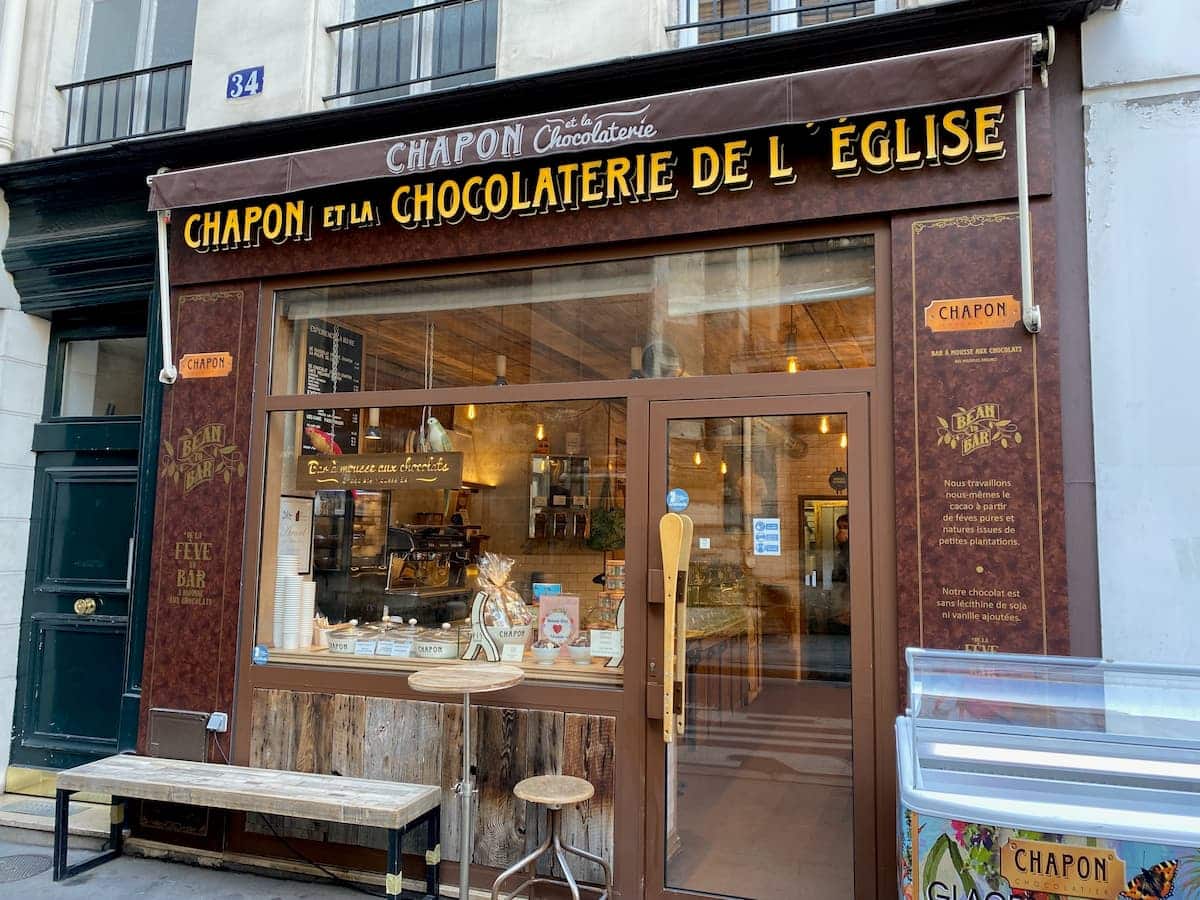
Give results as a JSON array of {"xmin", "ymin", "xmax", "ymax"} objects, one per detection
[{"xmin": 3, "ymin": 1, "xmax": 1176, "ymax": 897}]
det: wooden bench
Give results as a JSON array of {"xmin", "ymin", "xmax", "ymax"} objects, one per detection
[{"xmin": 55, "ymin": 755, "xmax": 441, "ymax": 899}]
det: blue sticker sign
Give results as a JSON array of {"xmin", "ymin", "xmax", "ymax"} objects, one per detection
[
  {"xmin": 666, "ymin": 488, "xmax": 690, "ymax": 512},
  {"xmin": 227, "ymin": 66, "xmax": 264, "ymax": 99},
  {"xmin": 752, "ymin": 517, "xmax": 781, "ymax": 556},
  {"xmin": 251, "ymin": 644, "xmax": 269, "ymax": 665}
]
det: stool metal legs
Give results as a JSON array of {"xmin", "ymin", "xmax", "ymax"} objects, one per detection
[{"xmin": 491, "ymin": 806, "xmax": 613, "ymax": 900}]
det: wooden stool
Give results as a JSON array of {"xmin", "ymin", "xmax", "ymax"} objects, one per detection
[{"xmin": 491, "ymin": 775, "xmax": 612, "ymax": 900}]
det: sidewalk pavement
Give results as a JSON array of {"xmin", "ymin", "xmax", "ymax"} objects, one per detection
[{"xmin": 0, "ymin": 838, "xmax": 363, "ymax": 898}]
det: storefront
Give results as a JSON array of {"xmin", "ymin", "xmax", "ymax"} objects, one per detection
[{"xmin": 134, "ymin": 33, "xmax": 1085, "ymax": 899}]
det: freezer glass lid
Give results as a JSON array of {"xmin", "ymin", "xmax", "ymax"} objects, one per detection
[
  {"xmin": 901, "ymin": 649, "xmax": 1200, "ymax": 838},
  {"xmin": 907, "ymin": 648, "xmax": 1200, "ymax": 743}
]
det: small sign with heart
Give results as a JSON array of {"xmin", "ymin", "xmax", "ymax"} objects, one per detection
[{"xmin": 538, "ymin": 595, "xmax": 579, "ymax": 657}]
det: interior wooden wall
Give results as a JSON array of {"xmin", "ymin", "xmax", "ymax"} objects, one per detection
[{"xmin": 248, "ymin": 688, "xmax": 615, "ymax": 883}]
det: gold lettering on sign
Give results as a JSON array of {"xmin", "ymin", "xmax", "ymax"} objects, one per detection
[
  {"xmin": 295, "ymin": 452, "xmax": 464, "ymax": 491},
  {"xmin": 923, "ymin": 295, "xmax": 1020, "ymax": 333},
  {"xmin": 168, "ymin": 529, "xmax": 216, "ymax": 607},
  {"xmin": 179, "ymin": 351, "xmax": 234, "ymax": 379},
  {"xmin": 1000, "ymin": 839, "xmax": 1125, "ymax": 900},
  {"xmin": 935, "ymin": 403, "xmax": 1022, "ymax": 457},
  {"xmin": 161, "ymin": 423, "xmax": 246, "ymax": 493}
]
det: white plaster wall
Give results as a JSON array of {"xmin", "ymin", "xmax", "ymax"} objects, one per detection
[
  {"xmin": 496, "ymin": 0, "xmax": 669, "ymax": 80},
  {"xmin": 1083, "ymin": 0, "xmax": 1200, "ymax": 664},
  {"xmin": 0, "ymin": 192, "xmax": 50, "ymax": 788},
  {"xmin": 9, "ymin": 1, "xmax": 78, "ymax": 161},
  {"xmin": 186, "ymin": 0, "xmax": 339, "ymax": 130}
]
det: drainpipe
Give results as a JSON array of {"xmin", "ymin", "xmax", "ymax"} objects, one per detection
[{"xmin": 0, "ymin": 0, "xmax": 29, "ymax": 163}]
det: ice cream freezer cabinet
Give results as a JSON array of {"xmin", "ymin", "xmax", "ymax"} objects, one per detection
[{"xmin": 896, "ymin": 648, "xmax": 1200, "ymax": 900}]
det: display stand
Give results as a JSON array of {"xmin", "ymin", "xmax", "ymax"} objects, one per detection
[
  {"xmin": 459, "ymin": 590, "xmax": 500, "ymax": 661},
  {"xmin": 604, "ymin": 598, "xmax": 625, "ymax": 668}
]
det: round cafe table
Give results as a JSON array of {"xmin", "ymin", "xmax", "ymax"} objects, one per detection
[{"xmin": 408, "ymin": 663, "xmax": 525, "ymax": 900}]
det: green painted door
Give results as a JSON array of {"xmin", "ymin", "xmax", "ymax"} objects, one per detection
[{"xmin": 11, "ymin": 311, "xmax": 148, "ymax": 770}]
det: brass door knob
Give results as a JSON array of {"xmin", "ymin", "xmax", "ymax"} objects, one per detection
[{"xmin": 73, "ymin": 597, "xmax": 98, "ymax": 616}]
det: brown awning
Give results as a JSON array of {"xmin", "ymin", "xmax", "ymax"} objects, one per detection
[{"xmin": 147, "ymin": 35, "xmax": 1034, "ymax": 211}]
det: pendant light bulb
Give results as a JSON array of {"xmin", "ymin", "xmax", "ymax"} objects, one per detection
[
  {"xmin": 693, "ymin": 450, "xmax": 702, "ymax": 467},
  {"xmin": 720, "ymin": 459, "xmax": 728, "ymax": 475},
  {"xmin": 536, "ymin": 422, "xmax": 545, "ymax": 441},
  {"xmin": 820, "ymin": 416, "xmax": 829, "ymax": 434},
  {"xmin": 467, "ymin": 403, "xmax": 477, "ymax": 421},
  {"xmin": 787, "ymin": 356, "xmax": 799, "ymax": 374},
  {"xmin": 840, "ymin": 433, "xmax": 848, "ymax": 449}
]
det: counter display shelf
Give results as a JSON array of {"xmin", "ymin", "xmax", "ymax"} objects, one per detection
[{"xmin": 897, "ymin": 648, "xmax": 1200, "ymax": 900}]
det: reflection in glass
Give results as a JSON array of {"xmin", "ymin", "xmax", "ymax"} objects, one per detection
[
  {"xmin": 59, "ymin": 337, "xmax": 146, "ymax": 417},
  {"xmin": 665, "ymin": 414, "xmax": 852, "ymax": 897},
  {"xmin": 272, "ymin": 237, "xmax": 874, "ymax": 393},
  {"xmin": 257, "ymin": 399, "xmax": 626, "ymax": 684}
]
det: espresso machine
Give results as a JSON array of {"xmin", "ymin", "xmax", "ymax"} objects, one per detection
[{"xmin": 384, "ymin": 525, "xmax": 474, "ymax": 622}]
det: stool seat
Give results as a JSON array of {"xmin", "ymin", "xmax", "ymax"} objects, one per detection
[{"xmin": 514, "ymin": 775, "xmax": 594, "ymax": 806}]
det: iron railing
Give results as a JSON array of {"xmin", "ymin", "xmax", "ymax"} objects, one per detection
[
  {"xmin": 669, "ymin": 0, "xmax": 878, "ymax": 44},
  {"xmin": 326, "ymin": 0, "xmax": 498, "ymax": 104},
  {"xmin": 56, "ymin": 61, "xmax": 191, "ymax": 150}
]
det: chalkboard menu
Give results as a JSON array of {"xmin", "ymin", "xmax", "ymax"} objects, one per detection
[{"xmin": 302, "ymin": 320, "xmax": 363, "ymax": 455}]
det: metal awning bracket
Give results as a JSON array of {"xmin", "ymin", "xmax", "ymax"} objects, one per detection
[{"xmin": 150, "ymin": 168, "xmax": 178, "ymax": 384}]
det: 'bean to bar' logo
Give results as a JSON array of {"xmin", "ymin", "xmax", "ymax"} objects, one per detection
[
  {"xmin": 935, "ymin": 403, "xmax": 1022, "ymax": 457},
  {"xmin": 162, "ymin": 423, "xmax": 245, "ymax": 493}
]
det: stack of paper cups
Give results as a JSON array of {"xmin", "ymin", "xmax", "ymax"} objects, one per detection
[
  {"xmin": 300, "ymin": 582, "xmax": 316, "ymax": 649},
  {"xmin": 274, "ymin": 555, "xmax": 299, "ymax": 647},
  {"xmin": 282, "ymin": 575, "xmax": 302, "ymax": 650}
]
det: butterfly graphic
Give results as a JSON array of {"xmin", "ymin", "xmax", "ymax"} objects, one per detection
[{"xmin": 1119, "ymin": 859, "xmax": 1179, "ymax": 900}]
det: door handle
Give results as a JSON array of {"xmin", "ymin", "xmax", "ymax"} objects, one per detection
[
  {"xmin": 659, "ymin": 513, "xmax": 693, "ymax": 743},
  {"xmin": 73, "ymin": 597, "xmax": 99, "ymax": 616}
]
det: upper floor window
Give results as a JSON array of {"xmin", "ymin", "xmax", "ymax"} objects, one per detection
[
  {"xmin": 58, "ymin": 0, "xmax": 197, "ymax": 149},
  {"xmin": 327, "ymin": 0, "xmax": 498, "ymax": 105},
  {"xmin": 671, "ymin": 0, "xmax": 883, "ymax": 47}
]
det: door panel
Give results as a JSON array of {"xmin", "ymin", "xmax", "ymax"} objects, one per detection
[
  {"xmin": 39, "ymin": 468, "xmax": 137, "ymax": 597},
  {"xmin": 12, "ymin": 451, "xmax": 138, "ymax": 770},
  {"xmin": 646, "ymin": 395, "xmax": 875, "ymax": 900},
  {"xmin": 23, "ymin": 615, "xmax": 126, "ymax": 761}
]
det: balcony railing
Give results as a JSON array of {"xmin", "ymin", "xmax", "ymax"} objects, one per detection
[
  {"xmin": 669, "ymin": 0, "xmax": 879, "ymax": 45},
  {"xmin": 326, "ymin": 0, "xmax": 498, "ymax": 104},
  {"xmin": 56, "ymin": 61, "xmax": 191, "ymax": 150}
]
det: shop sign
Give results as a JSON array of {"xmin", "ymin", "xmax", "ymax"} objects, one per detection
[
  {"xmin": 178, "ymin": 105, "xmax": 1008, "ymax": 253},
  {"xmin": 999, "ymin": 839, "xmax": 1125, "ymax": 899},
  {"xmin": 295, "ymin": 451, "xmax": 463, "ymax": 490},
  {"xmin": 924, "ymin": 295, "xmax": 1020, "ymax": 333},
  {"xmin": 179, "ymin": 351, "xmax": 234, "ymax": 378}
]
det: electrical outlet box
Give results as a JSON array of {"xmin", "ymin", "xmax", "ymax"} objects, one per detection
[{"xmin": 206, "ymin": 712, "xmax": 229, "ymax": 733}]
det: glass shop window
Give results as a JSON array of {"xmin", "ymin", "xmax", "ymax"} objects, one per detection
[
  {"xmin": 57, "ymin": 337, "xmax": 147, "ymax": 417},
  {"xmin": 270, "ymin": 236, "xmax": 875, "ymax": 393},
  {"xmin": 256, "ymin": 400, "xmax": 627, "ymax": 684}
]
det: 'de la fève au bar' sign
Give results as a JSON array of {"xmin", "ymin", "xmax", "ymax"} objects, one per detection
[{"xmin": 295, "ymin": 452, "xmax": 463, "ymax": 491}]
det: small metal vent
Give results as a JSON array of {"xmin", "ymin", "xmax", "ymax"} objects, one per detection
[
  {"xmin": 148, "ymin": 708, "xmax": 209, "ymax": 761},
  {"xmin": 0, "ymin": 854, "xmax": 53, "ymax": 883}
]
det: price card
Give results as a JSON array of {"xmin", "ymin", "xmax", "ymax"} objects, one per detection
[
  {"xmin": 390, "ymin": 640, "xmax": 414, "ymax": 658},
  {"xmin": 589, "ymin": 629, "xmax": 623, "ymax": 657},
  {"xmin": 501, "ymin": 643, "xmax": 526, "ymax": 662}
]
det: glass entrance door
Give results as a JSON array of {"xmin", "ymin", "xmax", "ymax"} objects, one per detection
[{"xmin": 646, "ymin": 395, "xmax": 875, "ymax": 899}]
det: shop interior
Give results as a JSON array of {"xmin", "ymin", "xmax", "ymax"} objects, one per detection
[{"xmin": 255, "ymin": 239, "xmax": 870, "ymax": 684}]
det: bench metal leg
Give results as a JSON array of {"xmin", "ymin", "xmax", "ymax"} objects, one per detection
[
  {"xmin": 53, "ymin": 789, "xmax": 125, "ymax": 882},
  {"xmin": 387, "ymin": 805, "xmax": 440, "ymax": 900},
  {"xmin": 387, "ymin": 825, "xmax": 404, "ymax": 900}
]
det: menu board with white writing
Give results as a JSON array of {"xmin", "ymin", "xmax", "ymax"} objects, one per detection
[{"xmin": 302, "ymin": 320, "xmax": 363, "ymax": 455}]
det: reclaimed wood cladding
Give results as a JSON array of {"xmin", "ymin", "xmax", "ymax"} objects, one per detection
[{"xmin": 248, "ymin": 689, "xmax": 614, "ymax": 879}]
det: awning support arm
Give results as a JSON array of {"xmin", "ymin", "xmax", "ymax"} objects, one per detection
[
  {"xmin": 155, "ymin": 209, "xmax": 178, "ymax": 383},
  {"xmin": 1014, "ymin": 89, "xmax": 1039, "ymax": 334}
]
